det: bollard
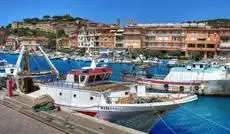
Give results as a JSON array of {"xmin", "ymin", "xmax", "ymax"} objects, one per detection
[{"xmin": 7, "ymin": 79, "xmax": 13, "ymax": 97}]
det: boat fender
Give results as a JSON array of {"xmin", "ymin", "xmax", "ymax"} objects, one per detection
[
  {"xmin": 195, "ymin": 86, "xmax": 199, "ymax": 91},
  {"xmin": 164, "ymin": 84, "xmax": 169, "ymax": 91},
  {"xmin": 179, "ymin": 86, "xmax": 184, "ymax": 92}
]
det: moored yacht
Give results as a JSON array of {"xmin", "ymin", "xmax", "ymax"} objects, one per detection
[{"xmin": 29, "ymin": 60, "xmax": 197, "ymax": 121}]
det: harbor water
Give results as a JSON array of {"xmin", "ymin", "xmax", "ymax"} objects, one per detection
[{"xmin": 1, "ymin": 53, "xmax": 230, "ymax": 134}]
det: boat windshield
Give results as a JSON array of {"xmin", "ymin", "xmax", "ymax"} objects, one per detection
[
  {"xmin": 88, "ymin": 75, "xmax": 95, "ymax": 83},
  {"xmin": 95, "ymin": 74, "xmax": 104, "ymax": 81},
  {"xmin": 80, "ymin": 75, "xmax": 86, "ymax": 83},
  {"xmin": 74, "ymin": 75, "xmax": 79, "ymax": 83},
  {"xmin": 104, "ymin": 73, "xmax": 111, "ymax": 80}
]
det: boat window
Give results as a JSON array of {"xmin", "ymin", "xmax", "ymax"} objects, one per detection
[
  {"xmin": 200, "ymin": 64, "xmax": 203, "ymax": 68},
  {"xmin": 104, "ymin": 73, "xmax": 111, "ymax": 80},
  {"xmin": 88, "ymin": 75, "xmax": 95, "ymax": 83},
  {"xmin": 95, "ymin": 74, "xmax": 104, "ymax": 81},
  {"xmin": 80, "ymin": 75, "xmax": 86, "ymax": 83},
  {"xmin": 74, "ymin": 75, "xmax": 79, "ymax": 83},
  {"xmin": 192, "ymin": 64, "xmax": 195, "ymax": 68}
]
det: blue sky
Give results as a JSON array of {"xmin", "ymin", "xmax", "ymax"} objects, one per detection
[{"xmin": 0, "ymin": 0, "xmax": 230, "ymax": 26}]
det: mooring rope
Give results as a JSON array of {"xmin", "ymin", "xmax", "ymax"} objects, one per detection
[
  {"xmin": 170, "ymin": 97, "xmax": 230, "ymax": 132},
  {"xmin": 149, "ymin": 104, "xmax": 176, "ymax": 134},
  {"xmin": 179, "ymin": 104, "xmax": 230, "ymax": 132}
]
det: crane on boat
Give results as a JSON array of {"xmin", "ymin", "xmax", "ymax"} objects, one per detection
[{"xmin": 13, "ymin": 44, "xmax": 59, "ymax": 78}]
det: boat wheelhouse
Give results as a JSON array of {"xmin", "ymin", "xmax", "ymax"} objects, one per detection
[{"xmin": 66, "ymin": 67, "xmax": 112, "ymax": 86}]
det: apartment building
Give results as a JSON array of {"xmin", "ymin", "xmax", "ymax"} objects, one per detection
[
  {"xmin": 123, "ymin": 26, "xmax": 142, "ymax": 48},
  {"xmin": 114, "ymin": 29, "xmax": 124, "ymax": 48},
  {"xmin": 218, "ymin": 29, "xmax": 230, "ymax": 52},
  {"xmin": 98, "ymin": 27, "xmax": 116, "ymax": 48},
  {"xmin": 142, "ymin": 25, "xmax": 186, "ymax": 53},
  {"xmin": 78, "ymin": 27, "xmax": 100, "ymax": 48},
  {"xmin": 185, "ymin": 28, "xmax": 219, "ymax": 58},
  {"xmin": 69, "ymin": 31, "xmax": 78, "ymax": 48}
]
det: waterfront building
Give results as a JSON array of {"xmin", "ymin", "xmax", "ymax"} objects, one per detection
[
  {"xmin": 114, "ymin": 29, "xmax": 124, "ymax": 48},
  {"xmin": 185, "ymin": 28, "xmax": 219, "ymax": 59},
  {"xmin": 77, "ymin": 27, "xmax": 100, "ymax": 48},
  {"xmin": 123, "ymin": 26, "xmax": 142, "ymax": 48},
  {"xmin": 141, "ymin": 24, "xmax": 186, "ymax": 54},
  {"xmin": 218, "ymin": 28, "xmax": 230, "ymax": 53},
  {"xmin": 69, "ymin": 30, "xmax": 78, "ymax": 48},
  {"xmin": 98, "ymin": 27, "xmax": 117, "ymax": 48}
]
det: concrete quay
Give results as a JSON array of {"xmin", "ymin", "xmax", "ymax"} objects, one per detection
[{"xmin": 0, "ymin": 91, "xmax": 146, "ymax": 134}]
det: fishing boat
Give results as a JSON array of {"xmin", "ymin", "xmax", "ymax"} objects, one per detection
[
  {"xmin": 122, "ymin": 61, "xmax": 230, "ymax": 96},
  {"xmin": 29, "ymin": 60, "xmax": 197, "ymax": 121}
]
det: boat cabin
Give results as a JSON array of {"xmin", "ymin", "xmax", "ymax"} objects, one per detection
[
  {"xmin": 66, "ymin": 67, "xmax": 112, "ymax": 86},
  {"xmin": 186, "ymin": 62, "xmax": 209, "ymax": 70}
]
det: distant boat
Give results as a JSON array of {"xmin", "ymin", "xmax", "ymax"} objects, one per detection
[{"xmin": 122, "ymin": 62, "xmax": 230, "ymax": 96}]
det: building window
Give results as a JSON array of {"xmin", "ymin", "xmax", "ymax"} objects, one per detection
[
  {"xmin": 172, "ymin": 37, "xmax": 177, "ymax": 41},
  {"xmin": 188, "ymin": 44, "xmax": 195, "ymax": 48},
  {"xmin": 197, "ymin": 44, "xmax": 205, "ymax": 48},
  {"xmin": 207, "ymin": 44, "xmax": 215, "ymax": 48}
]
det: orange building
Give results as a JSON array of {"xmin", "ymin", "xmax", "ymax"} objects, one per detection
[
  {"xmin": 185, "ymin": 29, "xmax": 219, "ymax": 58},
  {"xmin": 218, "ymin": 29, "xmax": 230, "ymax": 52},
  {"xmin": 123, "ymin": 26, "xmax": 143, "ymax": 48},
  {"xmin": 98, "ymin": 27, "xmax": 116, "ymax": 48},
  {"xmin": 142, "ymin": 27, "xmax": 186, "ymax": 53}
]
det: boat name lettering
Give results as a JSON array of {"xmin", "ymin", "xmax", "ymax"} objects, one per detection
[{"xmin": 100, "ymin": 107, "xmax": 120, "ymax": 111}]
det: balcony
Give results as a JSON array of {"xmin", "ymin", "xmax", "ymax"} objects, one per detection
[
  {"xmin": 142, "ymin": 45, "xmax": 181, "ymax": 50},
  {"xmin": 123, "ymin": 31, "xmax": 141, "ymax": 35},
  {"xmin": 185, "ymin": 47, "xmax": 216, "ymax": 51},
  {"xmin": 219, "ymin": 43, "xmax": 230, "ymax": 48},
  {"xmin": 186, "ymin": 40, "xmax": 218, "ymax": 44},
  {"xmin": 143, "ymin": 40, "xmax": 184, "ymax": 43}
]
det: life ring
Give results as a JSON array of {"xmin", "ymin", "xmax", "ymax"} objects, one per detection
[
  {"xmin": 164, "ymin": 84, "xmax": 169, "ymax": 91},
  {"xmin": 195, "ymin": 86, "xmax": 199, "ymax": 91},
  {"xmin": 179, "ymin": 86, "xmax": 184, "ymax": 92}
]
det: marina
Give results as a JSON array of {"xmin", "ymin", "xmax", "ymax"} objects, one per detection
[{"xmin": 0, "ymin": 50, "xmax": 230, "ymax": 133}]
